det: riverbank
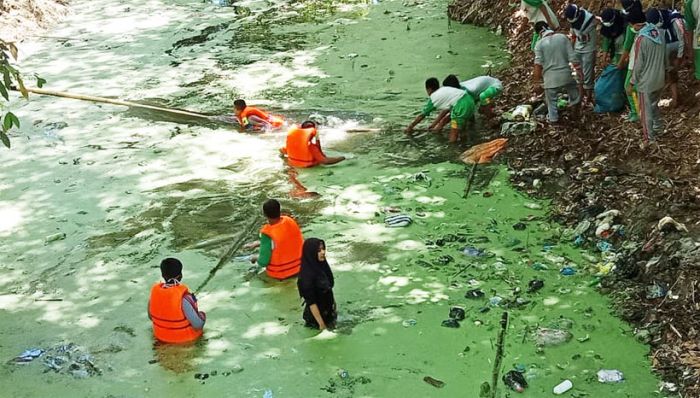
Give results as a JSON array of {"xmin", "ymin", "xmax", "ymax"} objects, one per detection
[
  {"xmin": 0, "ymin": 0, "xmax": 69, "ymax": 42},
  {"xmin": 449, "ymin": 0, "xmax": 700, "ymax": 395}
]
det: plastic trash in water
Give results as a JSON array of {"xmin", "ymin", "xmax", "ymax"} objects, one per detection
[
  {"xmin": 553, "ymin": 379, "xmax": 573, "ymax": 394},
  {"xmin": 524, "ymin": 202, "xmax": 542, "ymax": 210},
  {"xmin": 489, "ymin": 296, "xmax": 503, "ymax": 307},
  {"xmin": 263, "ymin": 389, "xmax": 273, "ymax": 398},
  {"xmin": 441, "ymin": 318, "xmax": 460, "ymax": 328},
  {"xmin": 462, "ymin": 247, "xmax": 484, "ymax": 257},
  {"xmin": 449, "ymin": 306, "xmax": 465, "ymax": 321},
  {"xmin": 385, "ymin": 214, "xmax": 412, "ymax": 228},
  {"xmin": 465, "ymin": 289, "xmax": 485, "ymax": 299},
  {"xmin": 45, "ymin": 232, "xmax": 66, "ymax": 244},
  {"xmin": 535, "ymin": 328, "xmax": 573, "ymax": 346},
  {"xmin": 338, "ymin": 369, "xmax": 349, "ymax": 379},
  {"xmin": 503, "ymin": 370, "xmax": 527, "ymax": 392},
  {"xmin": 532, "ymin": 262, "xmax": 548, "ymax": 271},
  {"xmin": 512, "ymin": 222, "xmax": 526, "ymax": 231},
  {"xmin": 560, "ymin": 267, "xmax": 576, "ymax": 276},
  {"xmin": 527, "ymin": 279, "xmax": 544, "ymax": 293},
  {"xmin": 597, "ymin": 369, "xmax": 624, "ymax": 383},
  {"xmin": 574, "ymin": 235, "xmax": 585, "ymax": 246},
  {"xmin": 402, "ymin": 319, "xmax": 417, "ymax": 327},
  {"xmin": 13, "ymin": 348, "xmax": 44, "ymax": 363}
]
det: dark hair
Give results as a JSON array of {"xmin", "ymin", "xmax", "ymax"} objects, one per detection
[
  {"xmin": 442, "ymin": 74, "xmax": 461, "ymax": 89},
  {"xmin": 301, "ymin": 120, "xmax": 316, "ymax": 129},
  {"xmin": 626, "ymin": 6, "xmax": 645, "ymax": 24},
  {"xmin": 534, "ymin": 21, "xmax": 549, "ymax": 35},
  {"xmin": 425, "ymin": 77, "xmax": 440, "ymax": 91},
  {"xmin": 160, "ymin": 258, "xmax": 183, "ymax": 280},
  {"xmin": 233, "ymin": 99, "xmax": 247, "ymax": 109},
  {"xmin": 263, "ymin": 199, "xmax": 281, "ymax": 219}
]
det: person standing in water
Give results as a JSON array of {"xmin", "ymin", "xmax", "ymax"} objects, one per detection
[
  {"xmin": 280, "ymin": 121, "xmax": 345, "ymax": 168},
  {"xmin": 248, "ymin": 199, "xmax": 304, "ymax": 280},
  {"xmin": 148, "ymin": 258, "xmax": 206, "ymax": 344},
  {"xmin": 297, "ymin": 238, "xmax": 337, "ymax": 330}
]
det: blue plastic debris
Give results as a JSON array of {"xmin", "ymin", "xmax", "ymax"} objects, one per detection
[
  {"xmin": 597, "ymin": 241, "xmax": 613, "ymax": 252},
  {"xmin": 560, "ymin": 267, "xmax": 576, "ymax": 276}
]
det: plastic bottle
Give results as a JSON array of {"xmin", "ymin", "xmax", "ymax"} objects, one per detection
[{"xmin": 553, "ymin": 380, "xmax": 573, "ymax": 394}]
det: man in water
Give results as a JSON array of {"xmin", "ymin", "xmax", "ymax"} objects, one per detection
[
  {"xmin": 280, "ymin": 121, "xmax": 345, "ymax": 168},
  {"xmin": 405, "ymin": 77, "xmax": 475, "ymax": 142},
  {"xmin": 532, "ymin": 21, "xmax": 583, "ymax": 124},
  {"xmin": 564, "ymin": 4, "xmax": 598, "ymax": 103},
  {"xmin": 148, "ymin": 258, "xmax": 206, "ymax": 344},
  {"xmin": 247, "ymin": 199, "xmax": 304, "ymax": 280},
  {"xmin": 233, "ymin": 99, "xmax": 284, "ymax": 131}
]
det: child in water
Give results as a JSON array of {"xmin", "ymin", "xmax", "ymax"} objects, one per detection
[{"xmin": 233, "ymin": 99, "xmax": 285, "ymax": 131}]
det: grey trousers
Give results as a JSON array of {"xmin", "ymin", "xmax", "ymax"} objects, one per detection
[
  {"xmin": 576, "ymin": 51, "xmax": 597, "ymax": 90},
  {"xmin": 544, "ymin": 83, "xmax": 581, "ymax": 123},
  {"xmin": 637, "ymin": 89, "xmax": 662, "ymax": 142}
]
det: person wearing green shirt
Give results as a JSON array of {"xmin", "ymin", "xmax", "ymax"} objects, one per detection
[
  {"xmin": 687, "ymin": 0, "xmax": 700, "ymax": 80},
  {"xmin": 600, "ymin": 8, "xmax": 626, "ymax": 65}
]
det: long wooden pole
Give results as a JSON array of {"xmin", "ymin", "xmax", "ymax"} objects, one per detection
[{"xmin": 24, "ymin": 87, "xmax": 214, "ymax": 119}]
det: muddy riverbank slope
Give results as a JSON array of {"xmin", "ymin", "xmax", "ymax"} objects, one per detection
[{"xmin": 449, "ymin": 0, "xmax": 700, "ymax": 395}]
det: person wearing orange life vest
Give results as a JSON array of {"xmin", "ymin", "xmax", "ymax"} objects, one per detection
[
  {"xmin": 280, "ymin": 121, "xmax": 345, "ymax": 168},
  {"xmin": 233, "ymin": 99, "xmax": 285, "ymax": 131},
  {"xmin": 245, "ymin": 199, "xmax": 304, "ymax": 280},
  {"xmin": 148, "ymin": 258, "xmax": 206, "ymax": 344}
]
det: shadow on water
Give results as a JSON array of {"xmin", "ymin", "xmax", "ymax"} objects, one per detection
[{"xmin": 152, "ymin": 340, "xmax": 205, "ymax": 373}]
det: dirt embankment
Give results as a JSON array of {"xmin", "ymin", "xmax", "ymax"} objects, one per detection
[
  {"xmin": 449, "ymin": 0, "xmax": 700, "ymax": 396},
  {"xmin": 0, "ymin": 0, "xmax": 69, "ymax": 42}
]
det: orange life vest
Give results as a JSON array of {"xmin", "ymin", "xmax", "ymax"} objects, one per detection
[
  {"xmin": 237, "ymin": 106, "xmax": 284, "ymax": 128},
  {"xmin": 285, "ymin": 126, "xmax": 317, "ymax": 168},
  {"xmin": 260, "ymin": 215, "xmax": 303, "ymax": 279},
  {"xmin": 149, "ymin": 282, "xmax": 203, "ymax": 344}
]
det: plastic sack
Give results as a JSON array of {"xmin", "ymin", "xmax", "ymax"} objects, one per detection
[{"xmin": 594, "ymin": 65, "xmax": 625, "ymax": 113}]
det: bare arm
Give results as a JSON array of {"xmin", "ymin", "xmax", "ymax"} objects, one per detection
[
  {"xmin": 429, "ymin": 109, "xmax": 450, "ymax": 130},
  {"xmin": 405, "ymin": 114, "xmax": 425, "ymax": 133}
]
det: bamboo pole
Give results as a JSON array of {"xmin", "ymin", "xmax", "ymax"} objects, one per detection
[{"xmin": 24, "ymin": 87, "xmax": 214, "ymax": 119}]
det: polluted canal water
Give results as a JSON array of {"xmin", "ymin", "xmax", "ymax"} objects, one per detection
[{"xmin": 0, "ymin": 0, "xmax": 670, "ymax": 397}]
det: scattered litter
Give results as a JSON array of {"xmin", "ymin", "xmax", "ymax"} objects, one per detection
[
  {"xmin": 489, "ymin": 296, "xmax": 503, "ymax": 307},
  {"xmin": 31, "ymin": 343, "xmax": 103, "ymax": 378},
  {"xmin": 263, "ymin": 389, "xmax": 273, "ymax": 398},
  {"xmin": 463, "ymin": 247, "xmax": 485, "ymax": 257},
  {"xmin": 501, "ymin": 121, "xmax": 536, "ymax": 136},
  {"xmin": 532, "ymin": 262, "xmax": 548, "ymax": 270},
  {"xmin": 524, "ymin": 202, "xmax": 542, "ymax": 210},
  {"xmin": 338, "ymin": 369, "xmax": 350, "ymax": 379},
  {"xmin": 503, "ymin": 370, "xmax": 527, "ymax": 392},
  {"xmin": 423, "ymin": 376, "xmax": 445, "ymax": 388},
  {"xmin": 553, "ymin": 379, "xmax": 573, "ymax": 395},
  {"xmin": 441, "ymin": 319, "xmax": 460, "ymax": 328},
  {"xmin": 11, "ymin": 348, "xmax": 44, "ymax": 363},
  {"xmin": 656, "ymin": 216, "xmax": 688, "ymax": 233},
  {"xmin": 659, "ymin": 382, "xmax": 678, "ymax": 392},
  {"xmin": 45, "ymin": 232, "xmax": 66, "ymax": 244},
  {"xmin": 576, "ymin": 334, "xmax": 590, "ymax": 342},
  {"xmin": 597, "ymin": 369, "xmax": 624, "ymax": 383},
  {"xmin": 512, "ymin": 222, "xmax": 526, "ymax": 231},
  {"xmin": 194, "ymin": 373, "xmax": 209, "ymax": 380},
  {"xmin": 402, "ymin": 319, "xmax": 417, "ymax": 327},
  {"xmin": 449, "ymin": 306, "xmax": 465, "ymax": 321},
  {"xmin": 560, "ymin": 267, "xmax": 576, "ymax": 276},
  {"xmin": 572, "ymin": 220, "xmax": 591, "ymax": 237},
  {"xmin": 535, "ymin": 328, "xmax": 572, "ymax": 346},
  {"xmin": 385, "ymin": 214, "xmax": 413, "ymax": 228},
  {"xmin": 527, "ymin": 279, "xmax": 544, "ymax": 293},
  {"xmin": 645, "ymin": 283, "xmax": 666, "ymax": 299},
  {"xmin": 597, "ymin": 241, "xmax": 613, "ymax": 252}
]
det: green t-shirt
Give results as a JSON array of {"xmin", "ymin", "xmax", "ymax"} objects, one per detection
[
  {"xmin": 421, "ymin": 99, "xmax": 435, "ymax": 117},
  {"xmin": 623, "ymin": 25, "xmax": 637, "ymax": 52},
  {"xmin": 257, "ymin": 233, "xmax": 273, "ymax": 267}
]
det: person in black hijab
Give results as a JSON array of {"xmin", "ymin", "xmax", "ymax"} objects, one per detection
[{"xmin": 297, "ymin": 238, "xmax": 337, "ymax": 330}]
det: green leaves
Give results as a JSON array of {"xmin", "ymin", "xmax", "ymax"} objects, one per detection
[
  {"xmin": 36, "ymin": 74, "xmax": 47, "ymax": 88},
  {"xmin": 2, "ymin": 112, "xmax": 20, "ymax": 131},
  {"xmin": 0, "ymin": 131, "xmax": 10, "ymax": 148}
]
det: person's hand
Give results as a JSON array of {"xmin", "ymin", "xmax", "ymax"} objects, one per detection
[
  {"xmin": 243, "ymin": 241, "xmax": 259, "ymax": 250},
  {"xmin": 199, "ymin": 311, "xmax": 206, "ymax": 320},
  {"xmin": 250, "ymin": 254, "xmax": 258, "ymax": 264},
  {"xmin": 602, "ymin": 52, "xmax": 610, "ymax": 65}
]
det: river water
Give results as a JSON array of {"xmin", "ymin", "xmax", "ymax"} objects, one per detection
[{"xmin": 0, "ymin": 0, "xmax": 669, "ymax": 396}]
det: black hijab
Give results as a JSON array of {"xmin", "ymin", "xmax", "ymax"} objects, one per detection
[{"xmin": 298, "ymin": 238, "xmax": 334, "ymax": 295}]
